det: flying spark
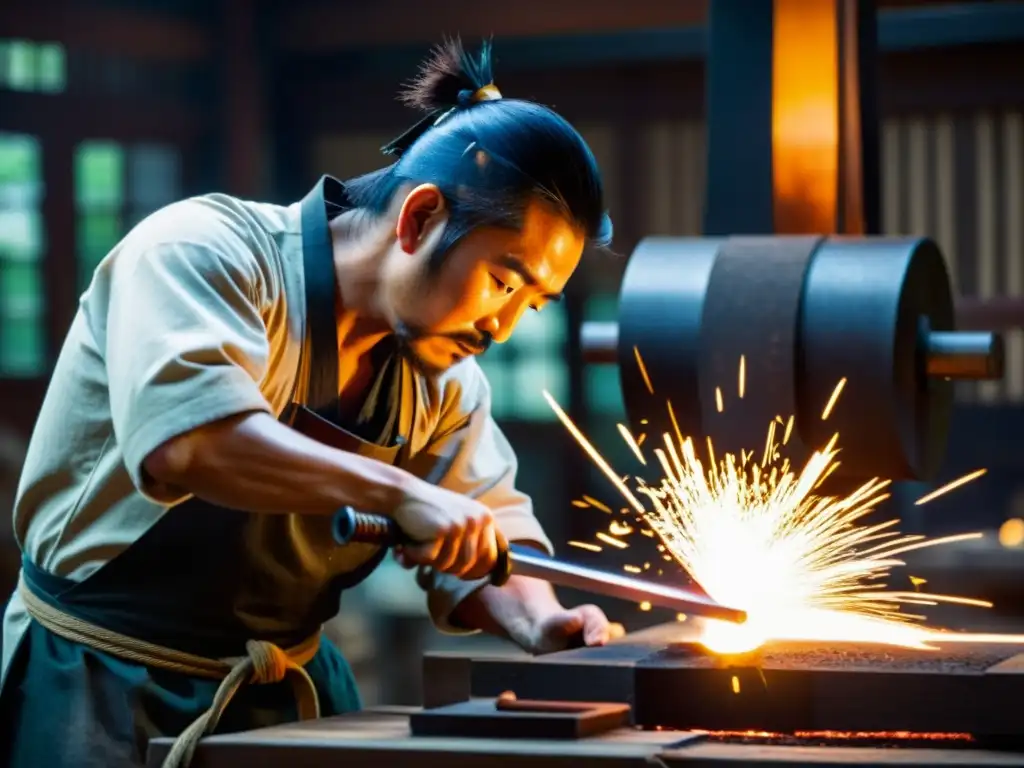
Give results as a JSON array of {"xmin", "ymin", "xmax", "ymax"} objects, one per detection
[
  {"xmin": 914, "ymin": 468, "xmax": 988, "ymax": 506},
  {"xmin": 618, "ymin": 423, "xmax": 647, "ymax": 465},
  {"xmin": 548, "ymin": 355, "xmax": 1024, "ymax": 655}
]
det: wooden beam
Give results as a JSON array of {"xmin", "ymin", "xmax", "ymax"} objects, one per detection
[
  {"xmin": 277, "ymin": 2, "xmax": 1024, "ymax": 72},
  {"xmin": 957, "ymin": 298, "xmax": 1024, "ymax": 331},
  {"xmin": 40, "ymin": 134, "xmax": 76, "ymax": 371},
  {"xmin": 279, "ymin": 0, "xmax": 708, "ymax": 54},
  {"xmin": 279, "ymin": 0, "xmax": 999, "ymax": 52},
  {"xmin": 220, "ymin": 0, "xmax": 269, "ymax": 198},
  {"xmin": 0, "ymin": 381, "xmax": 48, "ymax": 437},
  {"xmin": 0, "ymin": 92, "xmax": 204, "ymax": 142},
  {"xmin": 0, "ymin": 1, "xmax": 211, "ymax": 62}
]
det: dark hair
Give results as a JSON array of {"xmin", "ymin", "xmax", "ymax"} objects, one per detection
[{"xmin": 344, "ymin": 38, "xmax": 613, "ymax": 269}]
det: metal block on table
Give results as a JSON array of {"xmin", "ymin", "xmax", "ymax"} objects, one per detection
[{"xmin": 410, "ymin": 696, "xmax": 631, "ymax": 740}]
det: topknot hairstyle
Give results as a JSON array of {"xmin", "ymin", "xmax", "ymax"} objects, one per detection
[
  {"xmin": 344, "ymin": 37, "xmax": 613, "ymax": 270},
  {"xmin": 398, "ymin": 36, "xmax": 495, "ymax": 112}
]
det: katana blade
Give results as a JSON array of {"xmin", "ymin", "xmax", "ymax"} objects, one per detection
[
  {"xmin": 508, "ymin": 543, "xmax": 746, "ymax": 624},
  {"xmin": 332, "ymin": 507, "xmax": 746, "ymax": 624}
]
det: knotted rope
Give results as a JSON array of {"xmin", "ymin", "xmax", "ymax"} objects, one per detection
[{"xmin": 18, "ymin": 575, "xmax": 321, "ymax": 768}]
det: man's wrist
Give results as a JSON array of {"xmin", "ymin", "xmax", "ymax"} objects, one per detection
[{"xmin": 450, "ymin": 574, "xmax": 562, "ymax": 650}]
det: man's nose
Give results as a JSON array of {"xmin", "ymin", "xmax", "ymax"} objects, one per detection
[
  {"xmin": 477, "ymin": 314, "xmax": 505, "ymax": 342},
  {"xmin": 478, "ymin": 309, "xmax": 519, "ymax": 345}
]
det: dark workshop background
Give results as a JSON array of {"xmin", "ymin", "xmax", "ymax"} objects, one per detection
[{"xmin": 1, "ymin": 0, "xmax": 1023, "ymax": 705}]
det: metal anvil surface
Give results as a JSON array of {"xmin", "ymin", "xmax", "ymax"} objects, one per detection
[{"xmin": 424, "ymin": 622, "xmax": 1024, "ymax": 737}]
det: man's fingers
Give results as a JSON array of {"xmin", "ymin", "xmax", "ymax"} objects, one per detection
[
  {"xmin": 478, "ymin": 520, "xmax": 499, "ymax": 575},
  {"xmin": 577, "ymin": 604, "xmax": 613, "ymax": 646},
  {"xmin": 461, "ymin": 518, "xmax": 499, "ymax": 579},
  {"xmin": 434, "ymin": 521, "xmax": 469, "ymax": 573},
  {"xmin": 399, "ymin": 537, "xmax": 445, "ymax": 567},
  {"xmin": 449, "ymin": 518, "xmax": 481, "ymax": 577}
]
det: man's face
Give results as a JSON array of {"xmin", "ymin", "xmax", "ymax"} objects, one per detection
[{"xmin": 382, "ymin": 185, "xmax": 584, "ymax": 376}]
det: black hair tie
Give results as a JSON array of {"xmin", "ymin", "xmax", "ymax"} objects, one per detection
[{"xmin": 381, "ymin": 84, "xmax": 502, "ymax": 157}]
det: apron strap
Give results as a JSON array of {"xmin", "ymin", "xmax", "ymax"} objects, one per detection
[
  {"xmin": 17, "ymin": 574, "xmax": 322, "ymax": 768},
  {"xmin": 299, "ymin": 177, "xmax": 343, "ymax": 410}
]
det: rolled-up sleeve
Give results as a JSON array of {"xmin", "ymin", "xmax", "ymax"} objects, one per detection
[
  {"xmin": 104, "ymin": 240, "xmax": 273, "ymax": 502},
  {"xmin": 411, "ymin": 377, "xmax": 554, "ymax": 634}
]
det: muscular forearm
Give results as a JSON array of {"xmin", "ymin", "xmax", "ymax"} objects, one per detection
[
  {"xmin": 451, "ymin": 575, "xmax": 562, "ymax": 650},
  {"xmin": 143, "ymin": 411, "xmax": 412, "ymax": 514}
]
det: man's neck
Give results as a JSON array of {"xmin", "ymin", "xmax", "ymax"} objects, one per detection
[{"xmin": 328, "ymin": 209, "xmax": 393, "ymax": 356}]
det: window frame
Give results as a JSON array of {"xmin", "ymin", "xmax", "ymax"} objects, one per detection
[{"xmin": 0, "ymin": 65, "xmax": 204, "ymax": 435}]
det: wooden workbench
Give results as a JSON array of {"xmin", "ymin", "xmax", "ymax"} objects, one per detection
[{"xmin": 146, "ymin": 707, "xmax": 1024, "ymax": 767}]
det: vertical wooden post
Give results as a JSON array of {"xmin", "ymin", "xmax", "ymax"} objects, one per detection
[
  {"xmin": 221, "ymin": 0, "xmax": 268, "ymax": 198},
  {"xmin": 704, "ymin": 0, "xmax": 880, "ymax": 236}
]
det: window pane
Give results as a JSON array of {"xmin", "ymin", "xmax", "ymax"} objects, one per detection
[
  {"xmin": 34, "ymin": 43, "xmax": 66, "ymax": 93},
  {"xmin": 77, "ymin": 211, "xmax": 122, "ymax": 286},
  {"xmin": 0, "ymin": 209, "xmax": 43, "ymax": 262},
  {"xmin": 509, "ymin": 303, "xmax": 565, "ymax": 351},
  {"xmin": 585, "ymin": 366, "xmax": 626, "ymax": 419},
  {"xmin": 585, "ymin": 293, "xmax": 619, "ymax": 322},
  {"xmin": 130, "ymin": 143, "xmax": 181, "ymax": 213},
  {"xmin": 0, "ymin": 133, "xmax": 41, "ymax": 185},
  {"xmin": 0, "ymin": 315, "xmax": 44, "ymax": 376},
  {"xmin": 477, "ymin": 357, "xmax": 513, "ymax": 419},
  {"xmin": 511, "ymin": 356, "xmax": 567, "ymax": 421},
  {"xmin": 0, "ymin": 262, "xmax": 44, "ymax": 319},
  {"xmin": 5, "ymin": 40, "xmax": 35, "ymax": 91},
  {"xmin": 75, "ymin": 142, "xmax": 124, "ymax": 208},
  {"xmin": 583, "ymin": 293, "xmax": 622, "ymax": 416},
  {"xmin": 479, "ymin": 341, "xmax": 513, "ymax": 364}
]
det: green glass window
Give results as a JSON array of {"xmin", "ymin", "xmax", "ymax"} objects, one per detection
[
  {"xmin": 0, "ymin": 40, "xmax": 66, "ymax": 93},
  {"xmin": 583, "ymin": 294, "xmax": 625, "ymax": 418},
  {"xmin": 0, "ymin": 133, "xmax": 46, "ymax": 376},
  {"xmin": 74, "ymin": 142, "xmax": 182, "ymax": 292},
  {"xmin": 75, "ymin": 141, "xmax": 125, "ymax": 292},
  {"xmin": 477, "ymin": 303, "xmax": 569, "ymax": 422}
]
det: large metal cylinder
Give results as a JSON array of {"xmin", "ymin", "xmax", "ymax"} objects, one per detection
[{"xmin": 580, "ymin": 236, "xmax": 1005, "ymax": 482}]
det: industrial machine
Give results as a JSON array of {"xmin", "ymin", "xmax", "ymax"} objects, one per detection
[{"xmin": 580, "ymin": 236, "xmax": 1004, "ymax": 481}]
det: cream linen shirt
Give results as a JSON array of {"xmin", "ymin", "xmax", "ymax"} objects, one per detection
[{"xmin": 1, "ymin": 191, "xmax": 553, "ymax": 684}]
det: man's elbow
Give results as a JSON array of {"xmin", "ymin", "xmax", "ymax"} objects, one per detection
[
  {"xmin": 142, "ymin": 432, "xmax": 200, "ymax": 491},
  {"xmin": 140, "ymin": 411, "xmax": 261, "ymax": 492}
]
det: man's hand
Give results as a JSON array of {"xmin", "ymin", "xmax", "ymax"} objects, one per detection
[
  {"xmin": 392, "ymin": 478, "xmax": 505, "ymax": 580},
  {"xmin": 449, "ymin": 574, "xmax": 626, "ymax": 654},
  {"xmin": 526, "ymin": 603, "xmax": 626, "ymax": 654}
]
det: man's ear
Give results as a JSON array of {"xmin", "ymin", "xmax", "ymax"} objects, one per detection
[{"xmin": 396, "ymin": 184, "xmax": 447, "ymax": 255}]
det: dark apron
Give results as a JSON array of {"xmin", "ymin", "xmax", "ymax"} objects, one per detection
[{"xmin": 0, "ymin": 177, "xmax": 403, "ymax": 767}]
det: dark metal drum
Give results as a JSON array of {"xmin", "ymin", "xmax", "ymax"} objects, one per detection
[{"xmin": 581, "ymin": 236, "xmax": 1004, "ymax": 482}]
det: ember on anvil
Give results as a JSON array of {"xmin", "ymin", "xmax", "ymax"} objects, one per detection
[{"xmin": 434, "ymin": 622, "xmax": 1024, "ymax": 739}]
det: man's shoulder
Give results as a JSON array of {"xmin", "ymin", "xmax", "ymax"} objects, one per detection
[
  {"xmin": 104, "ymin": 193, "xmax": 302, "ymax": 306},
  {"xmin": 126, "ymin": 193, "xmax": 297, "ymax": 261}
]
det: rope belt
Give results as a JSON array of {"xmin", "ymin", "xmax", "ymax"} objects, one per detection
[{"xmin": 17, "ymin": 575, "xmax": 322, "ymax": 768}]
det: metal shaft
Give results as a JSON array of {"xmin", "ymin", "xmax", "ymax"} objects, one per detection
[
  {"xmin": 579, "ymin": 322, "xmax": 618, "ymax": 364},
  {"xmin": 582, "ymin": 320, "xmax": 1006, "ymax": 382},
  {"xmin": 925, "ymin": 330, "xmax": 1004, "ymax": 379}
]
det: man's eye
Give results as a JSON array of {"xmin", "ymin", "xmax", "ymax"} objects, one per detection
[{"xmin": 491, "ymin": 275, "xmax": 514, "ymax": 295}]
